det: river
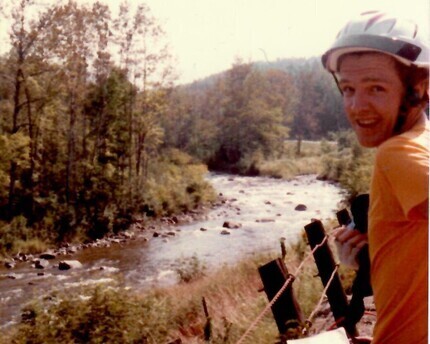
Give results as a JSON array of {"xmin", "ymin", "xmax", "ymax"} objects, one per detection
[{"xmin": 0, "ymin": 173, "xmax": 346, "ymax": 328}]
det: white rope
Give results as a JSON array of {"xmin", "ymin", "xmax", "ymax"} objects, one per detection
[
  {"xmin": 306, "ymin": 264, "xmax": 340, "ymax": 325},
  {"xmin": 235, "ymin": 235, "xmax": 329, "ymax": 344}
]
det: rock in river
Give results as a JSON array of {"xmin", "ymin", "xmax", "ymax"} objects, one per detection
[
  {"xmin": 222, "ymin": 221, "xmax": 242, "ymax": 229},
  {"xmin": 59, "ymin": 260, "xmax": 83, "ymax": 270},
  {"xmin": 39, "ymin": 251, "xmax": 56, "ymax": 260},
  {"xmin": 34, "ymin": 259, "xmax": 49, "ymax": 269},
  {"xmin": 295, "ymin": 204, "xmax": 308, "ymax": 211},
  {"xmin": 4, "ymin": 261, "xmax": 16, "ymax": 269}
]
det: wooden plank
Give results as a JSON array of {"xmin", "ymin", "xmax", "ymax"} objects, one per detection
[
  {"xmin": 258, "ymin": 258, "xmax": 304, "ymax": 334},
  {"xmin": 304, "ymin": 220, "xmax": 357, "ymax": 336}
]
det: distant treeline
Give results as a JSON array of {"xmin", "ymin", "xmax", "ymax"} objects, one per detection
[
  {"xmin": 165, "ymin": 57, "xmax": 348, "ymax": 173},
  {"xmin": 0, "ymin": 1, "xmax": 348, "ymax": 253}
]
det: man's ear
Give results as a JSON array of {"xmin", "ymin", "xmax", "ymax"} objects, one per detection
[{"xmin": 408, "ymin": 78, "xmax": 430, "ymax": 108}]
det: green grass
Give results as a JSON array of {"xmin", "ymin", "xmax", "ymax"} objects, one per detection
[
  {"xmin": 249, "ymin": 140, "xmax": 334, "ymax": 179},
  {"xmin": 257, "ymin": 136, "xmax": 374, "ymax": 201}
]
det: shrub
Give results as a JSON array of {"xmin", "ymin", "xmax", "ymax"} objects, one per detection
[
  {"xmin": 320, "ymin": 131, "xmax": 374, "ymax": 198},
  {"xmin": 6, "ymin": 285, "xmax": 175, "ymax": 344},
  {"xmin": 141, "ymin": 154, "xmax": 216, "ymax": 217},
  {"xmin": 175, "ymin": 255, "xmax": 207, "ymax": 283},
  {"xmin": 0, "ymin": 216, "xmax": 50, "ymax": 256}
]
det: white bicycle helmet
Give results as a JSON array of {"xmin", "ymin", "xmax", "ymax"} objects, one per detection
[{"xmin": 322, "ymin": 11, "xmax": 430, "ymax": 73}]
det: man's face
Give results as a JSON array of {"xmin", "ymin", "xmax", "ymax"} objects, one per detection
[{"xmin": 337, "ymin": 53, "xmax": 405, "ymax": 147}]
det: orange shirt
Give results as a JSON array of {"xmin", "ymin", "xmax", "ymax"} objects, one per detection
[{"xmin": 369, "ymin": 115, "xmax": 429, "ymax": 344}]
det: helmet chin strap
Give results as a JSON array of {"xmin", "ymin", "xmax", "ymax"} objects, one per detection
[
  {"xmin": 394, "ymin": 88, "xmax": 426, "ymax": 135},
  {"xmin": 393, "ymin": 110, "xmax": 407, "ymax": 135},
  {"xmin": 331, "ymin": 73, "xmax": 343, "ymax": 95}
]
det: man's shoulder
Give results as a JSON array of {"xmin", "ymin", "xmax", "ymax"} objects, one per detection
[
  {"xmin": 379, "ymin": 117, "xmax": 429, "ymax": 152},
  {"xmin": 375, "ymin": 119, "xmax": 429, "ymax": 168}
]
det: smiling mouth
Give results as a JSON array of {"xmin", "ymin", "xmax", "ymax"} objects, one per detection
[{"xmin": 356, "ymin": 118, "xmax": 379, "ymax": 128}]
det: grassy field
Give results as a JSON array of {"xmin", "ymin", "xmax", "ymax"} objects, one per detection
[
  {"xmin": 258, "ymin": 137, "xmax": 374, "ymax": 200},
  {"xmin": 257, "ymin": 140, "xmax": 336, "ymax": 179}
]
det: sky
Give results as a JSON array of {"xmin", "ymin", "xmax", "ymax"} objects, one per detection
[
  {"xmin": 142, "ymin": 0, "xmax": 430, "ymax": 83},
  {"xmin": 1, "ymin": 0, "xmax": 429, "ymax": 84}
]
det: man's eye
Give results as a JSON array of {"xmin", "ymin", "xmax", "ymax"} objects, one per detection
[
  {"xmin": 371, "ymin": 86, "xmax": 385, "ymax": 93},
  {"xmin": 341, "ymin": 86, "xmax": 354, "ymax": 95}
]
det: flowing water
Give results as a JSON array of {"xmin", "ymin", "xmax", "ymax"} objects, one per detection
[{"xmin": 0, "ymin": 173, "xmax": 346, "ymax": 328}]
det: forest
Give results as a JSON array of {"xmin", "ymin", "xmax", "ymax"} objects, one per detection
[{"xmin": 0, "ymin": 0, "xmax": 351, "ymax": 256}]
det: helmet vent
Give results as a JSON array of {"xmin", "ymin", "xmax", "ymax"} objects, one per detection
[
  {"xmin": 361, "ymin": 10, "xmax": 379, "ymax": 16},
  {"xmin": 386, "ymin": 19, "xmax": 397, "ymax": 34},
  {"xmin": 342, "ymin": 22, "xmax": 351, "ymax": 36},
  {"xmin": 364, "ymin": 13, "xmax": 385, "ymax": 32},
  {"xmin": 412, "ymin": 24, "xmax": 418, "ymax": 38}
]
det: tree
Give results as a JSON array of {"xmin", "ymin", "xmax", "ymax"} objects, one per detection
[
  {"xmin": 113, "ymin": 1, "xmax": 173, "ymax": 205},
  {"xmin": 292, "ymin": 59, "xmax": 345, "ymax": 154},
  {"xmin": 2, "ymin": 0, "xmax": 58, "ymax": 220},
  {"xmin": 206, "ymin": 61, "xmax": 290, "ymax": 172}
]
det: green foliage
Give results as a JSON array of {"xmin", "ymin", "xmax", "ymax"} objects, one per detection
[
  {"xmin": 0, "ymin": 216, "xmax": 50, "ymax": 256},
  {"xmin": 250, "ymin": 140, "xmax": 332, "ymax": 179},
  {"xmin": 0, "ymin": 1, "xmax": 217, "ymax": 255},
  {"xmin": 7, "ymin": 286, "xmax": 175, "ymax": 344},
  {"xmin": 162, "ymin": 58, "xmax": 348, "ymax": 175},
  {"xmin": 138, "ymin": 149, "xmax": 216, "ymax": 217},
  {"xmin": 208, "ymin": 65, "xmax": 291, "ymax": 174},
  {"xmin": 0, "ymin": 133, "xmax": 30, "ymax": 209}
]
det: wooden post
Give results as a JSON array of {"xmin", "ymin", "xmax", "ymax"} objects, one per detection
[
  {"xmin": 258, "ymin": 258, "xmax": 304, "ymax": 334},
  {"xmin": 304, "ymin": 220, "xmax": 357, "ymax": 336},
  {"xmin": 202, "ymin": 297, "xmax": 212, "ymax": 341}
]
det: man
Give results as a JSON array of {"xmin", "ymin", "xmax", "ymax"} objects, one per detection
[{"xmin": 322, "ymin": 11, "xmax": 429, "ymax": 344}]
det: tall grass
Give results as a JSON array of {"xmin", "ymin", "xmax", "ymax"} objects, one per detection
[
  {"xmin": 257, "ymin": 134, "xmax": 374, "ymax": 200},
  {"xmin": 256, "ymin": 140, "xmax": 336, "ymax": 180}
]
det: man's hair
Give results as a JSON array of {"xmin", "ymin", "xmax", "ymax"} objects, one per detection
[
  {"xmin": 395, "ymin": 60, "xmax": 429, "ymax": 109},
  {"xmin": 337, "ymin": 51, "xmax": 429, "ymax": 109}
]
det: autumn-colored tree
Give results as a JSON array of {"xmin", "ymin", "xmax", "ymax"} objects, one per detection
[
  {"xmin": 1, "ymin": 0, "xmax": 59, "ymax": 220},
  {"xmin": 113, "ymin": 1, "xmax": 173, "ymax": 205},
  {"xmin": 0, "ymin": 0, "xmax": 205, "ymax": 248}
]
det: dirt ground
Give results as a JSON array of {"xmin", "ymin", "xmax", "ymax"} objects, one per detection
[{"xmin": 311, "ymin": 296, "xmax": 376, "ymax": 338}]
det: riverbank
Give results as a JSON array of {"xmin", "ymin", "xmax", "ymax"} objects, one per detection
[
  {"xmin": 2, "ymin": 234, "xmax": 376, "ymax": 344},
  {"xmin": 1, "ymin": 174, "xmax": 348, "ymax": 331},
  {"xmin": 1, "ymin": 201, "xmax": 216, "ymax": 269}
]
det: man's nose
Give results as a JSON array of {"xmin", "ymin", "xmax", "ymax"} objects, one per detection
[{"xmin": 350, "ymin": 91, "xmax": 369, "ymax": 111}]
